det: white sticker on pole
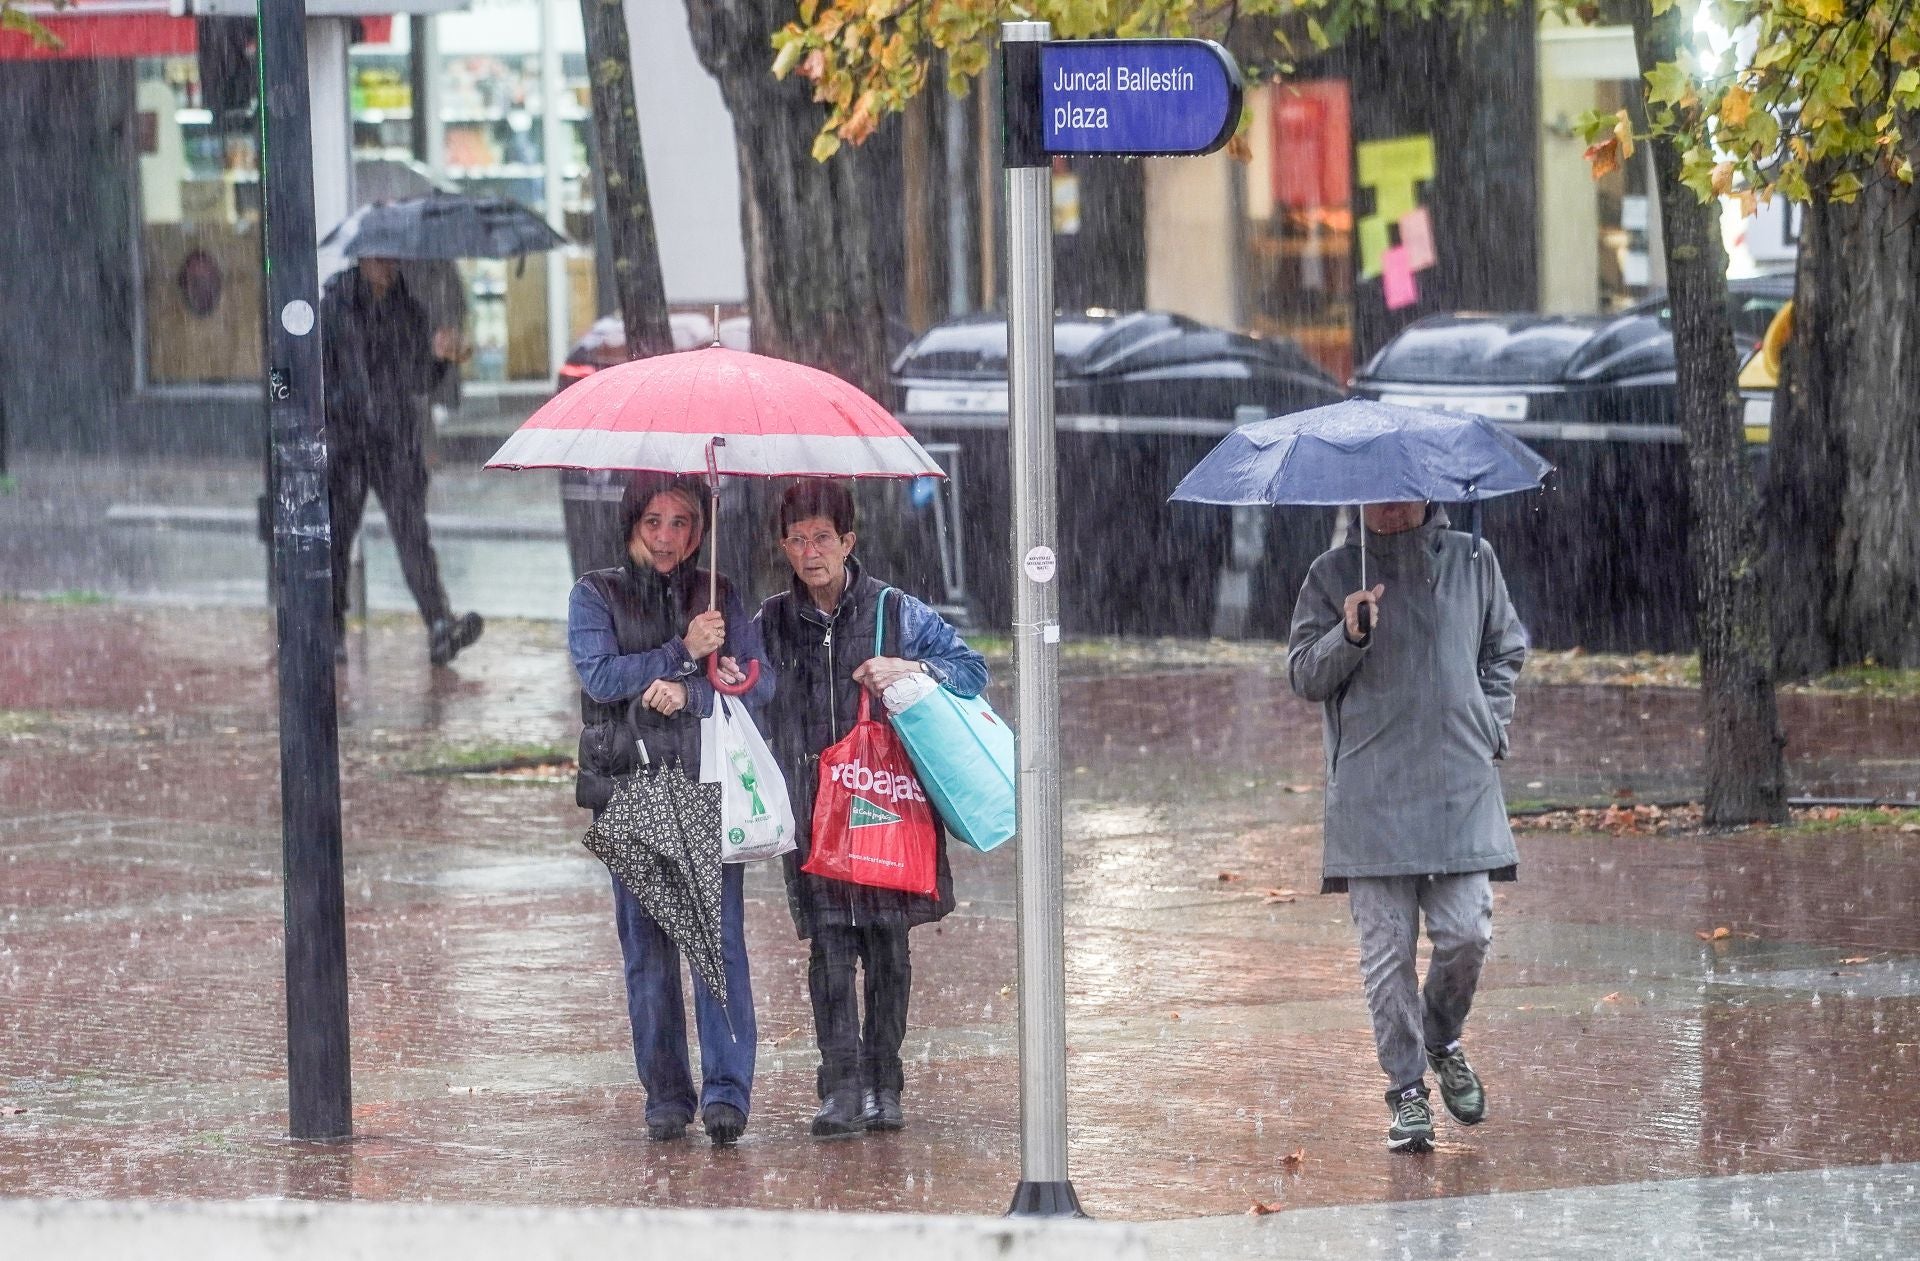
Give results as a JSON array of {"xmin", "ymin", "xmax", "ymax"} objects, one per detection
[
  {"xmin": 1042, "ymin": 622, "xmax": 1060, "ymax": 644},
  {"xmin": 281, "ymin": 300, "xmax": 315, "ymax": 336},
  {"xmin": 1023, "ymin": 545, "xmax": 1057, "ymax": 584}
]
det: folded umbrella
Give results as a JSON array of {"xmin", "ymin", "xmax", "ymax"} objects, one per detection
[{"xmin": 583, "ymin": 760, "xmax": 729, "ymax": 1006}]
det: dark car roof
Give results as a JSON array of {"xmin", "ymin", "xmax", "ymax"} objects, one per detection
[
  {"xmin": 1357, "ymin": 310, "xmax": 1672, "ymax": 386},
  {"xmin": 1356, "ymin": 271, "xmax": 1794, "ymax": 388},
  {"xmin": 892, "ymin": 309, "xmax": 1334, "ymax": 386}
]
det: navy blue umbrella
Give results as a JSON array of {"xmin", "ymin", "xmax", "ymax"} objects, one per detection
[{"xmin": 1170, "ymin": 398, "xmax": 1552, "ymax": 588}]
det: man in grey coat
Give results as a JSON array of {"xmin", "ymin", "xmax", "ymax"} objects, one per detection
[{"xmin": 1288, "ymin": 501, "xmax": 1528, "ymax": 1153}]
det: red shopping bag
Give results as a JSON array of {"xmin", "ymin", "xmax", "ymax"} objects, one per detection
[{"xmin": 804, "ymin": 691, "xmax": 939, "ymax": 897}]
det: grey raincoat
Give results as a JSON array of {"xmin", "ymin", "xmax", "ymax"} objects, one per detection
[{"xmin": 1287, "ymin": 508, "xmax": 1528, "ymax": 891}]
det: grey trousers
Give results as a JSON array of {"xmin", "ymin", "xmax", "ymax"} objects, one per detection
[{"xmin": 1348, "ymin": 872, "xmax": 1494, "ymax": 1092}]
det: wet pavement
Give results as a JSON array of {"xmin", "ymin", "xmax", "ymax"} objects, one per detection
[{"xmin": 4, "ymin": 588, "xmax": 1920, "ymax": 1253}]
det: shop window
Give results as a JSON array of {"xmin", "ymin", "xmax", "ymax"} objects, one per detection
[
  {"xmin": 1245, "ymin": 80, "xmax": 1354, "ymax": 383},
  {"xmin": 135, "ymin": 54, "xmax": 263, "ymax": 386},
  {"xmin": 351, "ymin": 7, "xmax": 598, "ymax": 387}
]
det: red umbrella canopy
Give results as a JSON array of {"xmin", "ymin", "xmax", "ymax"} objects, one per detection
[{"xmin": 485, "ymin": 346, "xmax": 945, "ymax": 479}]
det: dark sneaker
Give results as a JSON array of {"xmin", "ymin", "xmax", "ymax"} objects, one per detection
[
  {"xmin": 702, "ymin": 1103, "xmax": 746, "ymax": 1146},
  {"xmin": 428, "ymin": 612, "xmax": 484, "ymax": 666},
  {"xmin": 810, "ymin": 1087, "xmax": 868, "ymax": 1139},
  {"xmin": 1386, "ymin": 1085, "xmax": 1435, "ymax": 1153},
  {"xmin": 861, "ymin": 1087, "xmax": 904, "ymax": 1132},
  {"xmin": 1426, "ymin": 1043, "xmax": 1486, "ymax": 1125},
  {"xmin": 646, "ymin": 1109, "xmax": 692, "ymax": 1142}
]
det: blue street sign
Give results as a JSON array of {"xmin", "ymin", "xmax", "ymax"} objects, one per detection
[{"xmin": 1040, "ymin": 39, "xmax": 1242, "ymax": 157}]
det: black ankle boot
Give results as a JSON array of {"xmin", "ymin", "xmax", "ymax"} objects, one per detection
[
  {"xmin": 863, "ymin": 1087, "xmax": 904, "ymax": 1131},
  {"xmin": 809, "ymin": 1087, "xmax": 868, "ymax": 1138}
]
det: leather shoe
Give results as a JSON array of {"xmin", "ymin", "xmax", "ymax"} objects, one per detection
[
  {"xmin": 809, "ymin": 1087, "xmax": 868, "ymax": 1138},
  {"xmin": 703, "ymin": 1103, "xmax": 746, "ymax": 1146},
  {"xmin": 428, "ymin": 612, "xmax": 484, "ymax": 666},
  {"xmin": 862, "ymin": 1087, "xmax": 904, "ymax": 1132},
  {"xmin": 646, "ymin": 1109, "xmax": 692, "ymax": 1142}
]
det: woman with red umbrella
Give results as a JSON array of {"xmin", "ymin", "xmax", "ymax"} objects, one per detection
[{"xmin": 568, "ymin": 472, "xmax": 772, "ymax": 1147}]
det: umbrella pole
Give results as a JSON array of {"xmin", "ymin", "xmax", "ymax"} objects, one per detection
[
  {"xmin": 1358, "ymin": 504, "xmax": 1367, "ymax": 591},
  {"xmin": 705, "ymin": 437, "xmax": 724, "ymax": 614}
]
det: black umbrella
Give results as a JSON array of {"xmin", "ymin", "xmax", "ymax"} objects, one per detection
[
  {"xmin": 582, "ymin": 759, "xmax": 729, "ymax": 1005},
  {"xmin": 320, "ymin": 193, "xmax": 566, "ymax": 262}
]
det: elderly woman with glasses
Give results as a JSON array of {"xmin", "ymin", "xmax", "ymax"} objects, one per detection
[{"xmin": 754, "ymin": 478, "xmax": 987, "ymax": 1139}]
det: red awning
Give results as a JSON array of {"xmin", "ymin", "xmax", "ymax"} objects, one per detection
[
  {"xmin": 0, "ymin": 4, "xmax": 194, "ymax": 61},
  {"xmin": 0, "ymin": 6, "xmax": 394, "ymax": 62}
]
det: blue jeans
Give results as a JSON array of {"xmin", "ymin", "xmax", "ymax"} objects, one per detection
[{"xmin": 611, "ymin": 863, "xmax": 756, "ymax": 1124}]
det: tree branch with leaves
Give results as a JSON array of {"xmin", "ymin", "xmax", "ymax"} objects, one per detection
[
  {"xmin": 2, "ymin": 0, "xmax": 65, "ymax": 49},
  {"xmin": 769, "ymin": 0, "xmax": 1523, "ymax": 159}
]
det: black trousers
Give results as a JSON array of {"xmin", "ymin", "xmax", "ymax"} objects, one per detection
[
  {"xmin": 328, "ymin": 433, "xmax": 450, "ymax": 638},
  {"xmin": 808, "ymin": 923, "xmax": 912, "ymax": 1098}
]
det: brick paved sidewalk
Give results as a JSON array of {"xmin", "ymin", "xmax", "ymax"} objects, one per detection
[{"xmin": 3, "ymin": 601, "xmax": 1917, "ymax": 1242}]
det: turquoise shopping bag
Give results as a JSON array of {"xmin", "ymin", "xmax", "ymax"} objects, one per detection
[
  {"xmin": 890, "ymin": 684, "xmax": 1016, "ymax": 852},
  {"xmin": 869, "ymin": 587, "xmax": 1016, "ymax": 854}
]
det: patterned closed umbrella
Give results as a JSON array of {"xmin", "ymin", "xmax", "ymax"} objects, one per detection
[{"xmin": 583, "ymin": 761, "xmax": 728, "ymax": 1005}]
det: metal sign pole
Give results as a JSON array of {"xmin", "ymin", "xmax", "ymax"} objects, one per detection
[
  {"xmin": 1001, "ymin": 18, "xmax": 1082, "ymax": 1220},
  {"xmin": 257, "ymin": 0, "xmax": 353, "ymax": 1141}
]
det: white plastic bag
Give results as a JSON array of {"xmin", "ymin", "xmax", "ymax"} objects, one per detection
[
  {"xmin": 699, "ymin": 695, "xmax": 797, "ymax": 863},
  {"xmin": 880, "ymin": 671, "xmax": 939, "ymax": 716}
]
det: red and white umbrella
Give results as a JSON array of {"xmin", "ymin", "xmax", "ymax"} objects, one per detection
[
  {"xmin": 486, "ymin": 346, "xmax": 945, "ymax": 694},
  {"xmin": 485, "ymin": 346, "xmax": 944, "ymax": 479}
]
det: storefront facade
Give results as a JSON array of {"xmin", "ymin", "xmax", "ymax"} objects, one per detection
[{"xmin": 0, "ymin": 0, "xmax": 741, "ymax": 456}]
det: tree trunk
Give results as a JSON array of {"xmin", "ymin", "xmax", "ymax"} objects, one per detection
[
  {"xmin": 1631, "ymin": 0, "xmax": 1785, "ymax": 824},
  {"xmin": 1770, "ymin": 172, "xmax": 1920, "ymax": 674},
  {"xmin": 684, "ymin": 0, "xmax": 901, "ymax": 400},
  {"xmin": 581, "ymin": 0, "xmax": 673, "ymax": 359}
]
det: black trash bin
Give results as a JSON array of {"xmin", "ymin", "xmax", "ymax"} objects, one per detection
[
  {"xmin": 893, "ymin": 310, "xmax": 1342, "ymax": 638},
  {"xmin": 1350, "ymin": 273, "xmax": 1790, "ymax": 653}
]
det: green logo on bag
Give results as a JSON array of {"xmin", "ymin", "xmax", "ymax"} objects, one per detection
[
  {"xmin": 848, "ymin": 795, "xmax": 902, "ymax": 830},
  {"xmin": 728, "ymin": 827, "xmax": 746, "ymax": 847},
  {"xmin": 728, "ymin": 746, "xmax": 769, "ymax": 818}
]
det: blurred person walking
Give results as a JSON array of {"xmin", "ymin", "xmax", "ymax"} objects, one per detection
[{"xmin": 320, "ymin": 254, "xmax": 482, "ymax": 666}]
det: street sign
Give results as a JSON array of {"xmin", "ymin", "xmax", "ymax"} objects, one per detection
[
  {"xmin": 998, "ymin": 24, "xmax": 1245, "ymax": 1221},
  {"xmin": 1040, "ymin": 39, "xmax": 1241, "ymax": 157}
]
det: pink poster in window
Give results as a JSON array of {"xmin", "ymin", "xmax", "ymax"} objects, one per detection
[
  {"xmin": 1382, "ymin": 246, "xmax": 1419, "ymax": 310},
  {"xmin": 1398, "ymin": 207, "xmax": 1437, "ymax": 271}
]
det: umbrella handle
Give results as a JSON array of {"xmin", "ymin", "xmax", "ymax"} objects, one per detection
[{"xmin": 709, "ymin": 654, "xmax": 761, "ymax": 697}]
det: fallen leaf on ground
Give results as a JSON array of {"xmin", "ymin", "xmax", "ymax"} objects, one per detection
[
  {"xmin": 998, "ymin": 985, "xmax": 1013, "ymax": 997},
  {"xmin": 1284, "ymin": 784, "xmax": 1315, "ymax": 794},
  {"xmin": 1, "ymin": 1106, "xmax": 25, "ymax": 1116},
  {"xmin": 1217, "ymin": 871, "xmax": 1242, "ymax": 883},
  {"xmin": 1169, "ymin": 1011, "xmax": 1181, "ymax": 1021},
  {"xmin": 1249, "ymin": 1200, "xmax": 1282, "ymax": 1216},
  {"xmin": 1601, "ymin": 991, "xmax": 1624, "ymax": 1003},
  {"xmin": 1281, "ymin": 1148, "xmax": 1307, "ymax": 1168},
  {"xmin": 1261, "ymin": 888, "xmax": 1298, "ymax": 903},
  {"xmin": 1696, "ymin": 926, "xmax": 1732, "ymax": 941},
  {"xmin": 1839, "ymin": 956, "xmax": 1871, "ymax": 964}
]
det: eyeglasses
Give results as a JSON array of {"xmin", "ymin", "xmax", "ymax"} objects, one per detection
[{"xmin": 781, "ymin": 531, "xmax": 843, "ymax": 554}]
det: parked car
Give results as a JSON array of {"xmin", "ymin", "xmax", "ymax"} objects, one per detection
[
  {"xmin": 1348, "ymin": 272, "xmax": 1792, "ymax": 651},
  {"xmin": 895, "ymin": 310, "xmax": 1344, "ymax": 636}
]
